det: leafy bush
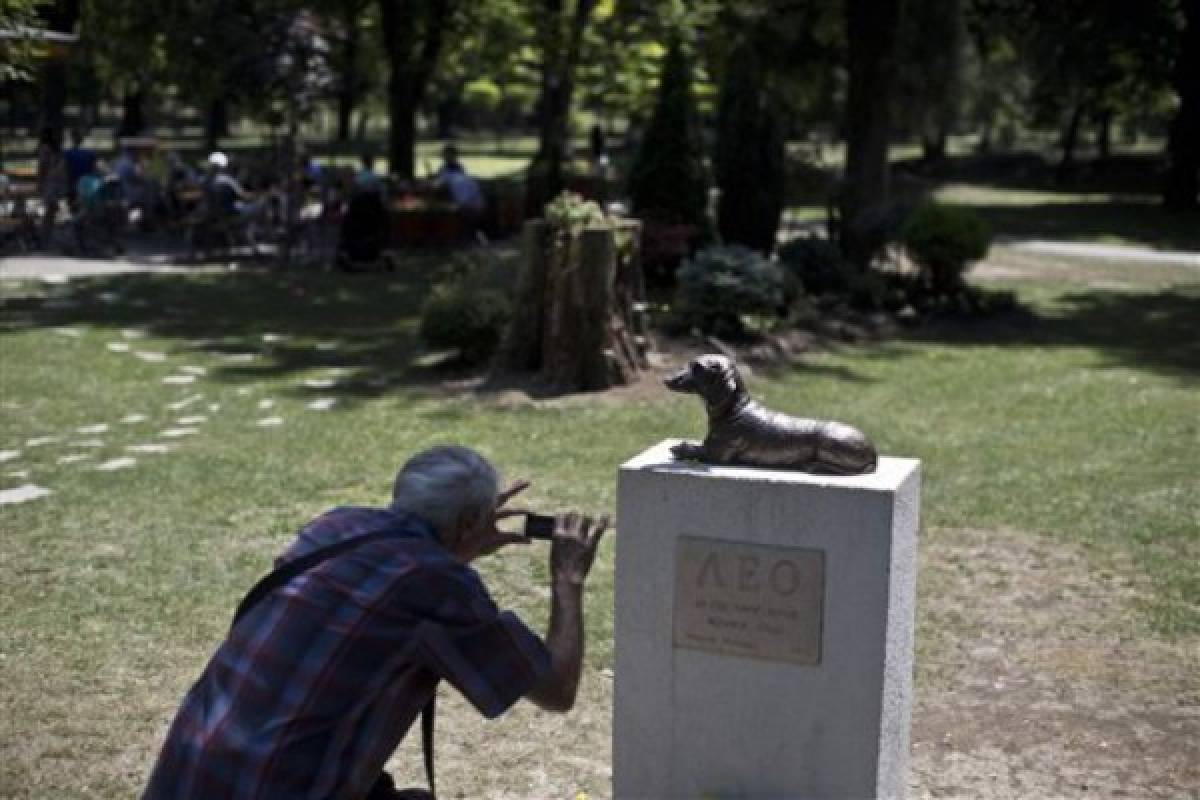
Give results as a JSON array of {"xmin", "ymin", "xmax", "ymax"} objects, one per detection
[
  {"xmin": 674, "ymin": 245, "xmax": 784, "ymax": 338},
  {"xmin": 419, "ymin": 281, "xmax": 512, "ymax": 365},
  {"xmin": 777, "ymin": 236, "xmax": 851, "ymax": 297},
  {"xmin": 900, "ymin": 203, "xmax": 992, "ymax": 292}
]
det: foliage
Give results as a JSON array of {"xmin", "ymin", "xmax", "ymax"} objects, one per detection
[
  {"xmin": 0, "ymin": 0, "xmax": 50, "ymax": 82},
  {"xmin": 627, "ymin": 38, "xmax": 709, "ymax": 230},
  {"xmin": 673, "ymin": 244, "xmax": 783, "ymax": 337},
  {"xmin": 777, "ymin": 235, "xmax": 850, "ymax": 297},
  {"xmin": 714, "ymin": 39, "xmax": 784, "ymax": 253},
  {"xmin": 419, "ymin": 262, "xmax": 512, "ymax": 364},
  {"xmin": 543, "ymin": 190, "xmax": 605, "ymax": 234},
  {"xmin": 893, "ymin": 0, "xmax": 964, "ymax": 158},
  {"xmin": 900, "ymin": 202, "xmax": 992, "ymax": 292}
]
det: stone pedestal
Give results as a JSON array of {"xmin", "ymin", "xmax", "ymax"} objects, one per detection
[{"xmin": 614, "ymin": 440, "xmax": 921, "ymax": 799}]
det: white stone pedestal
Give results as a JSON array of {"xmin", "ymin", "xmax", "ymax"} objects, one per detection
[{"xmin": 614, "ymin": 440, "xmax": 921, "ymax": 799}]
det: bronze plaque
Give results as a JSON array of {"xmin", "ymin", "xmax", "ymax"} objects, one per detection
[{"xmin": 673, "ymin": 536, "xmax": 824, "ymax": 665}]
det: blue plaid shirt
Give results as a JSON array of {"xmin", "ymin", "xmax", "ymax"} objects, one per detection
[{"xmin": 144, "ymin": 506, "xmax": 551, "ymax": 799}]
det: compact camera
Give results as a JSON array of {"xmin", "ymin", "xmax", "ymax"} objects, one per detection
[{"xmin": 522, "ymin": 513, "xmax": 557, "ymax": 540}]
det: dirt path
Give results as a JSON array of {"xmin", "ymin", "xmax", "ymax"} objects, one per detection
[{"xmin": 385, "ymin": 528, "xmax": 1198, "ymax": 799}]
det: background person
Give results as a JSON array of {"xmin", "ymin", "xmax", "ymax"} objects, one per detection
[{"xmin": 143, "ymin": 445, "xmax": 608, "ymax": 799}]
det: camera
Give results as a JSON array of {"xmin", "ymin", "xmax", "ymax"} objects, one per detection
[{"xmin": 523, "ymin": 513, "xmax": 556, "ymax": 540}]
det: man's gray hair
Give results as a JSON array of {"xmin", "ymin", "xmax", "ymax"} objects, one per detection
[{"xmin": 391, "ymin": 446, "xmax": 498, "ymax": 536}]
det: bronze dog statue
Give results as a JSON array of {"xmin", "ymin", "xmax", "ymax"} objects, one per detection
[{"xmin": 665, "ymin": 354, "xmax": 878, "ymax": 475}]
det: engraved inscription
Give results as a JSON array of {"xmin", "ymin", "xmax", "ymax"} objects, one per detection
[{"xmin": 674, "ymin": 537, "xmax": 824, "ymax": 665}]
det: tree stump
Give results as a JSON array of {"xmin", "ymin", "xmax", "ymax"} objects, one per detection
[{"xmin": 497, "ymin": 218, "xmax": 646, "ymax": 391}]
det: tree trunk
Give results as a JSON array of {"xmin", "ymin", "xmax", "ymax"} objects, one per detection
[
  {"xmin": 1095, "ymin": 111, "xmax": 1112, "ymax": 160},
  {"xmin": 840, "ymin": 0, "xmax": 902, "ymax": 269},
  {"xmin": 205, "ymin": 97, "xmax": 229, "ymax": 153},
  {"xmin": 527, "ymin": 0, "xmax": 596, "ymax": 217},
  {"xmin": 1164, "ymin": 0, "xmax": 1200, "ymax": 209},
  {"xmin": 387, "ymin": 76, "xmax": 420, "ymax": 178},
  {"xmin": 117, "ymin": 89, "xmax": 147, "ymax": 137},
  {"xmin": 498, "ymin": 218, "xmax": 644, "ymax": 391},
  {"xmin": 497, "ymin": 221, "xmax": 551, "ymax": 373},
  {"xmin": 336, "ymin": 4, "xmax": 361, "ymax": 143},
  {"xmin": 1057, "ymin": 100, "xmax": 1085, "ymax": 181},
  {"xmin": 379, "ymin": 0, "xmax": 453, "ymax": 180},
  {"xmin": 37, "ymin": 0, "xmax": 79, "ymax": 135},
  {"xmin": 922, "ymin": 128, "xmax": 947, "ymax": 162}
]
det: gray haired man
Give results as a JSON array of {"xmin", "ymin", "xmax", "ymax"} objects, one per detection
[{"xmin": 144, "ymin": 445, "xmax": 608, "ymax": 799}]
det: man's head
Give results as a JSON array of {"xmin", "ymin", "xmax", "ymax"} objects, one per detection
[
  {"xmin": 441, "ymin": 143, "xmax": 462, "ymax": 173},
  {"xmin": 207, "ymin": 151, "xmax": 229, "ymax": 174},
  {"xmin": 391, "ymin": 446, "xmax": 499, "ymax": 559}
]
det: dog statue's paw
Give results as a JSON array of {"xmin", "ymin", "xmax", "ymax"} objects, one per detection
[{"xmin": 671, "ymin": 441, "xmax": 706, "ymax": 461}]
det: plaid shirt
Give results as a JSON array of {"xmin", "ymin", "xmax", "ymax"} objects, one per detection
[{"xmin": 144, "ymin": 506, "xmax": 551, "ymax": 800}]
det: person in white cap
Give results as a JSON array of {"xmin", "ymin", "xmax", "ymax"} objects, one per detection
[{"xmin": 203, "ymin": 151, "xmax": 264, "ymax": 228}]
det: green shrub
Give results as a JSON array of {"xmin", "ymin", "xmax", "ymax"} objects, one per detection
[
  {"xmin": 900, "ymin": 203, "xmax": 992, "ymax": 292},
  {"xmin": 777, "ymin": 236, "xmax": 851, "ymax": 297},
  {"xmin": 419, "ymin": 283, "xmax": 512, "ymax": 365},
  {"xmin": 674, "ymin": 245, "xmax": 784, "ymax": 338}
]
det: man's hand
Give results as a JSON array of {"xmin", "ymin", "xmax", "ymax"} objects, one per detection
[
  {"xmin": 453, "ymin": 479, "xmax": 534, "ymax": 562},
  {"xmin": 550, "ymin": 513, "xmax": 609, "ymax": 587}
]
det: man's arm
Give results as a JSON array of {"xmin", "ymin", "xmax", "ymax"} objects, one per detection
[{"xmin": 527, "ymin": 513, "xmax": 608, "ymax": 713}]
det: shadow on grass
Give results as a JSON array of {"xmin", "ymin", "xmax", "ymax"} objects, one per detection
[
  {"xmin": 0, "ymin": 262, "xmax": 470, "ymax": 407},
  {"xmin": 958, "ymin": 202, "xmax": 1200, "ymax": 252},
  {"xmin": 899, "ymin": 286, "xmax": 1200, "ymax": 384}
]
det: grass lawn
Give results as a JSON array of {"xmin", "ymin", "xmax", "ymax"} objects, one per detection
[{"xmin": 1, "ymin": 250, "xmax": 1197, "ymax": 797}]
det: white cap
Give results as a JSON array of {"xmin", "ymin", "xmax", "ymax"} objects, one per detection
[{"xmin": 208, "ymin": 151, "xmax": 229, "ymax": 169}]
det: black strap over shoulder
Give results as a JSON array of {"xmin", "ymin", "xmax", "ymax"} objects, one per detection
[
  {"xmin": 230, "ymin": 523, "xmax": 437, "ymax": 797},
  {"xmin": 231, "ymin": 528, "xmax": 398, "ymax": 627}
]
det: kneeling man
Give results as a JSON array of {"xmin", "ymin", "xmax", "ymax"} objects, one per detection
[{"xmin": 144, "ymin": 445, "xmax": 608, "ymax": 799}]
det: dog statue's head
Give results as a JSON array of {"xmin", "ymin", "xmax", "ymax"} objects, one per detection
[{"xmin": 664, "ymin": 354, "xmax": 746, "ymax": 409}]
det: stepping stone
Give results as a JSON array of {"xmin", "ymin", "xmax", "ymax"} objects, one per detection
[
  {"xmin": 167, "ymin": 394, "xmax": 203, "ymax": 411},
  {"xmin": 127, "ymin": 444, "xmax": 171, "ymax": 454},
  {"xmin": 261, "ymin": 333, "xmax": 288, "ymax": 343},
  {"xmin": 0, "ymin": 484, "xmax": 52, "ymax": 505},
  {"xmin": 160, "ymin": 428, "xmax": 198, "ymax": 438},
  {"xmin": 25, "ymin": 436, "xmax": 59, "ymax": 447},
  {"xmin": 177, "ymin": 415, "xmax": 207, "ymax": 425},
  {"xmin": 95, "ymin": 457, "xmax": 137, "ymax": 471},
  {"xmin": 135, "ymin": 351, "xmax": 167, "ymax": 362},
  {"xmin": 163, "ymin": 375, "xmax": 196, "ymax": 385},
  {"xmin": 180, "ymin": 366, "xmax": 207, "ymax": 375},
  {"xmin": 0, "ymin": 450, "xmax": 20, "ymax": 462},
  {"xmin": 77, "ymin": 424, "xmax": 109, "ymax": 434},
  {"xmin": 53, "ymin": 327, "xmax": 82, "ymax": 337},
  {"xmin": 307, "ymin": 398, "xmax": 337, "ymax": 411},
  {"xmin": 41, "ymin": 275, "xmax": 69, "ymax": 285},
  {"xmin": 236, "ymin": 387, "xmax": 252, "ymax": 396},
  {"xmin": 223, "ymin": 353, "xmax": 258, "ymax": 363},
  {"xmin": 314, "ymin": 341, "xmax": 340, "ymax": 351},
  {"xmin": 121, "ymin": 414, "xmax": 147, "ymax": 424},
  {"xmin": 106, "ymin": 342, "xmax": 131, "ymax": 352},
  {"xmin": 303, "ymin": 378, "xmax": 337, "ymax": 389},
  {"xmin": 57, "ymin": 453, "xmax": 91, "ymax": 464},
  {"xmin": 257, "ymin": 399, "xmax": 275, "ymax": 410},
  {"xmin": 256, "ymin": 417, "xmax": 283, "ymax": 427},
  {"xmin": 72, "ymin": 439, "xmax": 105, "ymax": 448},
  {"xmin": 121, "ymin": 329, "xmax": 145, "ymax": 339},
  {"xmin": 208, "ymin": 403, "xmax": 221, "ymax": 413},
  {"xmin": 6, "ymin": 469, "xmax": 31, "ymax": 479}
]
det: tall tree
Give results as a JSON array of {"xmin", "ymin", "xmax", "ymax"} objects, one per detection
[
  {"xmin": 895, "ymin": 0, "xmax": 964, "ymax": 161},
  {"xmin": 714, "ymin": 40, "xmax": 784, "ymax": 253},
  {"xmin": 526, "ymin": 0, "xmax": 596, "ymax": 215},
  {"xmin": 1165, "ymin": 0, "xmax": 1199, "ymax": 208},
  {"xmin": 35, "ymin": 0, "xmax": 78, "ymax": 134},
  {"xmin": 378, "ymin": 0, "xmax": 455, "ymax": 178},
  {"xmin": 840, "ymin": 0, "xmax": 902, "ymax": 268}
]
